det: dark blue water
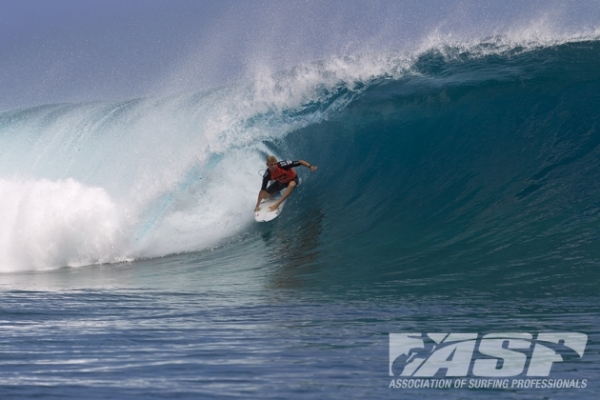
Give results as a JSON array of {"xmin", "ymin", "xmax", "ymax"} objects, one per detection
[{"xmin": 1, "ymin": 38, "xmax": 599, "ymax": 398}]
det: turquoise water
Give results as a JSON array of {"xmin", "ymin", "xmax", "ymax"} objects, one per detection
[{"xmin": 1, "ymin": 38, "xmax": 599, "ymax": 398}]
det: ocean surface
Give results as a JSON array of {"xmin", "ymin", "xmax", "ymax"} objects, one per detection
[{"xmin": 1, "ymin": 36, "xmax": 600, "ymax": 398}]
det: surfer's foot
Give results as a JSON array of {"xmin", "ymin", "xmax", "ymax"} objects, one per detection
[{"xmin": 269, "ymin": 203, "xmax": 280, "ymax": 211}]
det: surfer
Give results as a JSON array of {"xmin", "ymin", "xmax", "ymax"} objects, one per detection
[{"xmin": 255, "ymin": 155, "xmax": 318, "ymax": 212}]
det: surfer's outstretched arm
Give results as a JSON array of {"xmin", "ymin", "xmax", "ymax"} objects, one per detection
[{"xmin": 298, "ymin": 160, "xmax": 318, "ymax": 172}]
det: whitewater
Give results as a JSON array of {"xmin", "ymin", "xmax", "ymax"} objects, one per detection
[{"xmin": 1, "ymin": 32, "xmax": 600, "ymax": 399}]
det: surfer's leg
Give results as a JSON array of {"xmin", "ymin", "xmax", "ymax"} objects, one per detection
[
  {"xmin": 255, "ymin": 189, "xmax": 272, "ymax": 211},
  {"xmin": 260, "ymin": 190, "xmax": 271, "ymax": 200},
  {"xmin": 266, "ymin": 182, "xmax": 284, "ymax": 196},
  {"xmin": 256, "ymin": 182, "xmax": 282, "ymax": 211},
  {"xmin": 257, "ymin": 182, "xmax": 282, "ymax": 211},
  {"xmin": 269, "ymin": 180, "xmax": 296, "ymax": 211}
]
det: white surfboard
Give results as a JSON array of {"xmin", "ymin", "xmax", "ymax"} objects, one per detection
[{"xmin": 254, "ymin": 193, "xmax": 287, "ymax": 222}]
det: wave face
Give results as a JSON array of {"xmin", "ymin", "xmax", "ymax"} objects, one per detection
[{"xmin": 2, "ymin": 37, "xmax": 600, "ymax": 287}]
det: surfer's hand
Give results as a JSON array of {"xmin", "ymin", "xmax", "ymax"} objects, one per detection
[{"xmin": 309, "ymin": 165, "xmax": 318, "ymax": 172}]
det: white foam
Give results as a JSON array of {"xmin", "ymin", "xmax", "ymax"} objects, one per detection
[
  {"xmin": 133, "ymin": 149, "xmax": 264, "ymax": 258},
  {"xmin": 0, "ymin": 178, "xmax": 128, "ymax": 272}
]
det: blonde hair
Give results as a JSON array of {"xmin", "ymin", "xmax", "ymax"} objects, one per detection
[{"xmin": 266, "ymin": 155, "xmax": 277, "ymax": 164}]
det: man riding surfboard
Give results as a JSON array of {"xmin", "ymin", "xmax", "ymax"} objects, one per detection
[{"xmin": 254, "ymin": 155, "xmax": 318, "ymax": 212}]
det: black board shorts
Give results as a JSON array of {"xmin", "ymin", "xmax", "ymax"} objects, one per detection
[{"xmin": 266, "ymin": 176, "xmax": 299, "ymax": 195}]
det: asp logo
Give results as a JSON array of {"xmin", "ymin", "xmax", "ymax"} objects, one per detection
[{"xmin": 389, "ymin": 333, "xmax": 587, "ymax": 377}]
